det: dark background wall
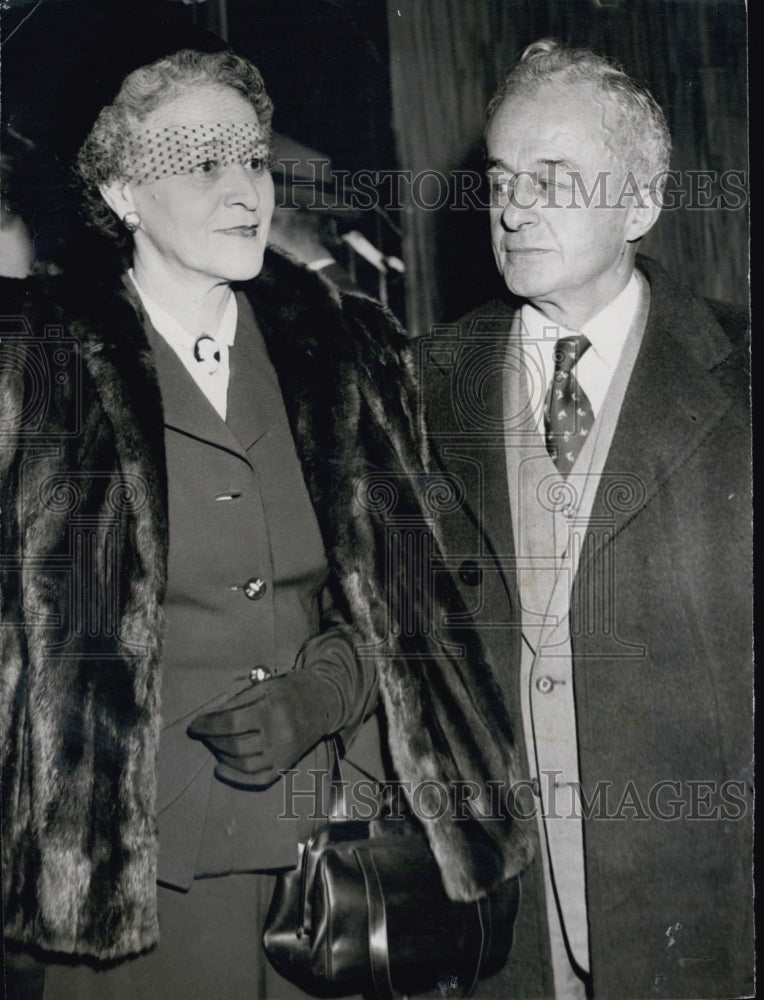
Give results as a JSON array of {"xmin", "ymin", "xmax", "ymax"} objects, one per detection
[{"xmin": 1, "ymin": 0, "xmax": 748, "ymax": 330}]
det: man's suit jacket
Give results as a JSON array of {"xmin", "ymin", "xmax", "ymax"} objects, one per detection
[{"xmin": 422, "ymin": 256, "xmax": 752, "ymax": 1000}]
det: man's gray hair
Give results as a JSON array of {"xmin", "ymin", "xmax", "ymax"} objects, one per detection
[{"xmin": 486, "ymin": 38, "xmax": 671, "ymax": 184}]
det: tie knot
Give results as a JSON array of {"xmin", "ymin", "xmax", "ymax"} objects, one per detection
[{"xmin": 553, "ymin": 334, "xmax": 591, "ymax": 377}]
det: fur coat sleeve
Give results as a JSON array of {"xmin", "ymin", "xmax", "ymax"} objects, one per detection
[
  {"xmin": 248, "ymin": 251, "xmax": 532, "ymax": 901},
  {"xmin": 1, "ymin": 250, "xmax": 530, "ymax": 961},
  {"xmin": 1, "ymin": 273, "xmax": 168, "ymax": 959}
]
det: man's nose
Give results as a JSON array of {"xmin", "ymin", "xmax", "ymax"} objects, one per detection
[{"xmin": 501, "ymin": 173, "xmax": 539, "ymax": 230}]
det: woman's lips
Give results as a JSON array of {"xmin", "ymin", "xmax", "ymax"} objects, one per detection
[{"xmin": 220, "ymin": 225, "xmax": 260, "ymax": 237}]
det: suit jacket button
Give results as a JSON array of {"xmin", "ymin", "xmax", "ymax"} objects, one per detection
[
  {"xmin": 458, "ymin": 560, "xmax": 483, "ymax": 587},
  {"xmin": 249, "ymin": 666, "xmax": 272, "ymax": 684},
  {"xmin": 243, "ymin": 577, "xmax": 267, "ymax": 600},
  {"xmin": 536, "ymin": 676, "xmax": 555, "ymax": 694}
]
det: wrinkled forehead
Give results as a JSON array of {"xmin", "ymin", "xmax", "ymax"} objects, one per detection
[
  {"xmin": 125, "ymin": 119, "xmax": 271, "ymax": 185},
  {"xmin": 488, "ymin": 81, "xmax": 620, "ymax": 164}
]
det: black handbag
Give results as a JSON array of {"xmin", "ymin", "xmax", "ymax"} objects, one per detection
[{"xmin": 263, "ymin": 756, "xmax": 519, "ymax": 999}]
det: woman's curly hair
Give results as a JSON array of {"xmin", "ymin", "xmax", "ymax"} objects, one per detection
[{"xmin": 75, "ymin": 49, "xmax": 273, "ymax": 245}]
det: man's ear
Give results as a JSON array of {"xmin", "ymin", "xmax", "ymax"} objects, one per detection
[
  {"xmin": 99, "ymin": 180, "xmax": 135, "ymax": 223},
  {"xmin": 625, "ymin": 183, "xmax": 662, "ymax": 243}
]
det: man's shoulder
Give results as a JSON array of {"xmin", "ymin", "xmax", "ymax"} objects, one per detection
[
  {"xmin": 638, "ymin": 254, "xmax": 748, "ymax": 341},
  {"xmin": 417, "ymin": 297, "xmax": 515, "ymax": 381},
  {"xmin": 419, "ymin": 297, "xmax": 516, "ymax": 433},
  {"xmin": 453, "ymin": 297, "xmax": 517, "ymax": 335},
  {"xmin": 703, "ymin": 296, "xmax": 750, "ymax": 350},
  {"xmin": 637, "ymin": 254, "xmax": 749, "ymax": 408}
]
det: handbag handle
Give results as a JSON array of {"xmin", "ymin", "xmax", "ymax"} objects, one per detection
[
  {"xmin": 296, "ymin": 737, "xmax": 351, "ymax": 934},
  {"xmin": 354, "ymin": 845, "xmax": 396, "ymax": 1000},
  {"xmin": 329, "ymin": 735, "xmax": 347, "ymax": 820}
]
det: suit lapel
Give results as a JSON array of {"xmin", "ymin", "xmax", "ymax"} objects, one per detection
[
  {"xmin": 147, "ymin": 330, "xmax": 248, "ymax": 459},
  {"xmin": 224, "ymin": 293, "xmax": 275, "ymax": 452}
]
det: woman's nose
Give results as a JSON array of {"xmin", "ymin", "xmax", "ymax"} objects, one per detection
[{"xmin": 224, "ymin": 163, "xmax": 261, "ymax": 210}]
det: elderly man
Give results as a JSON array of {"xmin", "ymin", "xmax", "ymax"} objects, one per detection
[{"xmin": 423, "ymin": 39, "xmax": 752, "ymax": 1000}]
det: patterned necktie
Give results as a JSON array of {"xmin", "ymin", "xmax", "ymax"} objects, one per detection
[{"xmin": 545, "ymin": 334, "xmax": 594, "ymax": 475}]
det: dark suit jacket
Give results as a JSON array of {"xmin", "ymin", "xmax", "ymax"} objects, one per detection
[
  {"xmin": 147, "ymin": 293, "xmax": 351, "ymax": 884},
  {"xmin": 422, "ymin": 255, "xmax": 752, "ymax": 999}
]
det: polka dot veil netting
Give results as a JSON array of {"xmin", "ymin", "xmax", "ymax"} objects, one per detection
[{"xmin": 126, "ymin": 121, "xmax": 272, "ymax": 184}]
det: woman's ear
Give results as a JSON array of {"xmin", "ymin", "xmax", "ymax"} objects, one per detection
[{"xmin": 99, "ymin": 180, "xmax": 135, "ymax": 222}]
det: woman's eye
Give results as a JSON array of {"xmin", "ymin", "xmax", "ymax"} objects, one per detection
[
  {"xmin": 195, "ymin": 159, "xmax": 220, "ymax": 175},
  {"xmin": 248, "ymin": 157, "xmax": 265, "ymax": 172}
]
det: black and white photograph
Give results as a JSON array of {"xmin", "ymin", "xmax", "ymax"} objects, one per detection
[{"xmin": 1, "ymin": 2, "xmax": 751, "ymax": 999}]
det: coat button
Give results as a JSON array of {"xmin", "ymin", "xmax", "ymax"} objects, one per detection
[
  {"xmin": 243, "ymin": 577, "xmax": 267, "ymax": 600},
  {"xmin": 458, "ymin": 560, "xmax": 483, "ymax": 587},
  {"xmin": 535, "ymin": 676, "xmax": 555, "ymax": 694},
  {"xmin": 249, "ymin": 666, "xmax": 272, "ymax": 684}
]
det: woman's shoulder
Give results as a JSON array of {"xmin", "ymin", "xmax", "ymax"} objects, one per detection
[{"xmin": 245, "ymin": 248, "xmax": 409, "ymax": 361}]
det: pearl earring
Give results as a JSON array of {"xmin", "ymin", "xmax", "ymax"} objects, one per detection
[{"xmin": 122, "ymin": 211, "xmax": 141, "ymax": 234}]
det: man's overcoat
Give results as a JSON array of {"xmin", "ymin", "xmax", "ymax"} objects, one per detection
[{"xmin": 423, "ymin": 256, "xmax": 752, "ymax": 1000}]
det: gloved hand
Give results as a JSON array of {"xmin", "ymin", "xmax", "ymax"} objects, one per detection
[{"xmin": 187, "ymin": 630, "xmax": 357, "ymax": 787}]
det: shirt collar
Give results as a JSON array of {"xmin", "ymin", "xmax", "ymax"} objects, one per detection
[
  {"xmin": 519, "ymin": 271, "xmax": 640, "ymax": 371},
  {"xmin": 581, "ymin": 273, "xmax": 640, "ymax": 370},
  {"xmin": 127, "ymin": 269, "xmax": 237, "ymax": 353}
]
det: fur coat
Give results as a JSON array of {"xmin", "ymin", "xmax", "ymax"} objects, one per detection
[{"xmin": 0, "ymin": 249, "xmax": 531, "ymax": 961}]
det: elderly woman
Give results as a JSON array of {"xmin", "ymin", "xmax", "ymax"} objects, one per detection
[{"xmin": 1, "ymin": 45, "xmax": 527, "ymax": 1000}]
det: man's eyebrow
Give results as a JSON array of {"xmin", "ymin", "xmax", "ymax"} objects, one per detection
[
  {"xmin": 485, "ymin": 156, "xmax": 580, "ymax": 173},
  {"xmin": 485, "ymin": 156, "xmax": 512, "ymax": 172},
  {"xmin": 539, "ymin": 157, "xmax": 579, "ymax": 172}
]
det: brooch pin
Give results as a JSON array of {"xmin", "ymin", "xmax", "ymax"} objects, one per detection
[{"xmin": 193, "ymin": 334, "xmax": 221, "ymax": 374}]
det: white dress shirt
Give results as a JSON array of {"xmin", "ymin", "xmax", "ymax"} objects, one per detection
[
  {"xmin": 128, "ymin": 270, "xmax": 237, "ymax": 421},
  {"xmin": 520, "ymin": 273, "xmax": 641, "ymax": 435}
]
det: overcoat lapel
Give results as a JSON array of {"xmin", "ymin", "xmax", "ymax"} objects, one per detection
[{"xmin": 578, "ymin": 262, "xmax": 735, "ymax": 578}]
